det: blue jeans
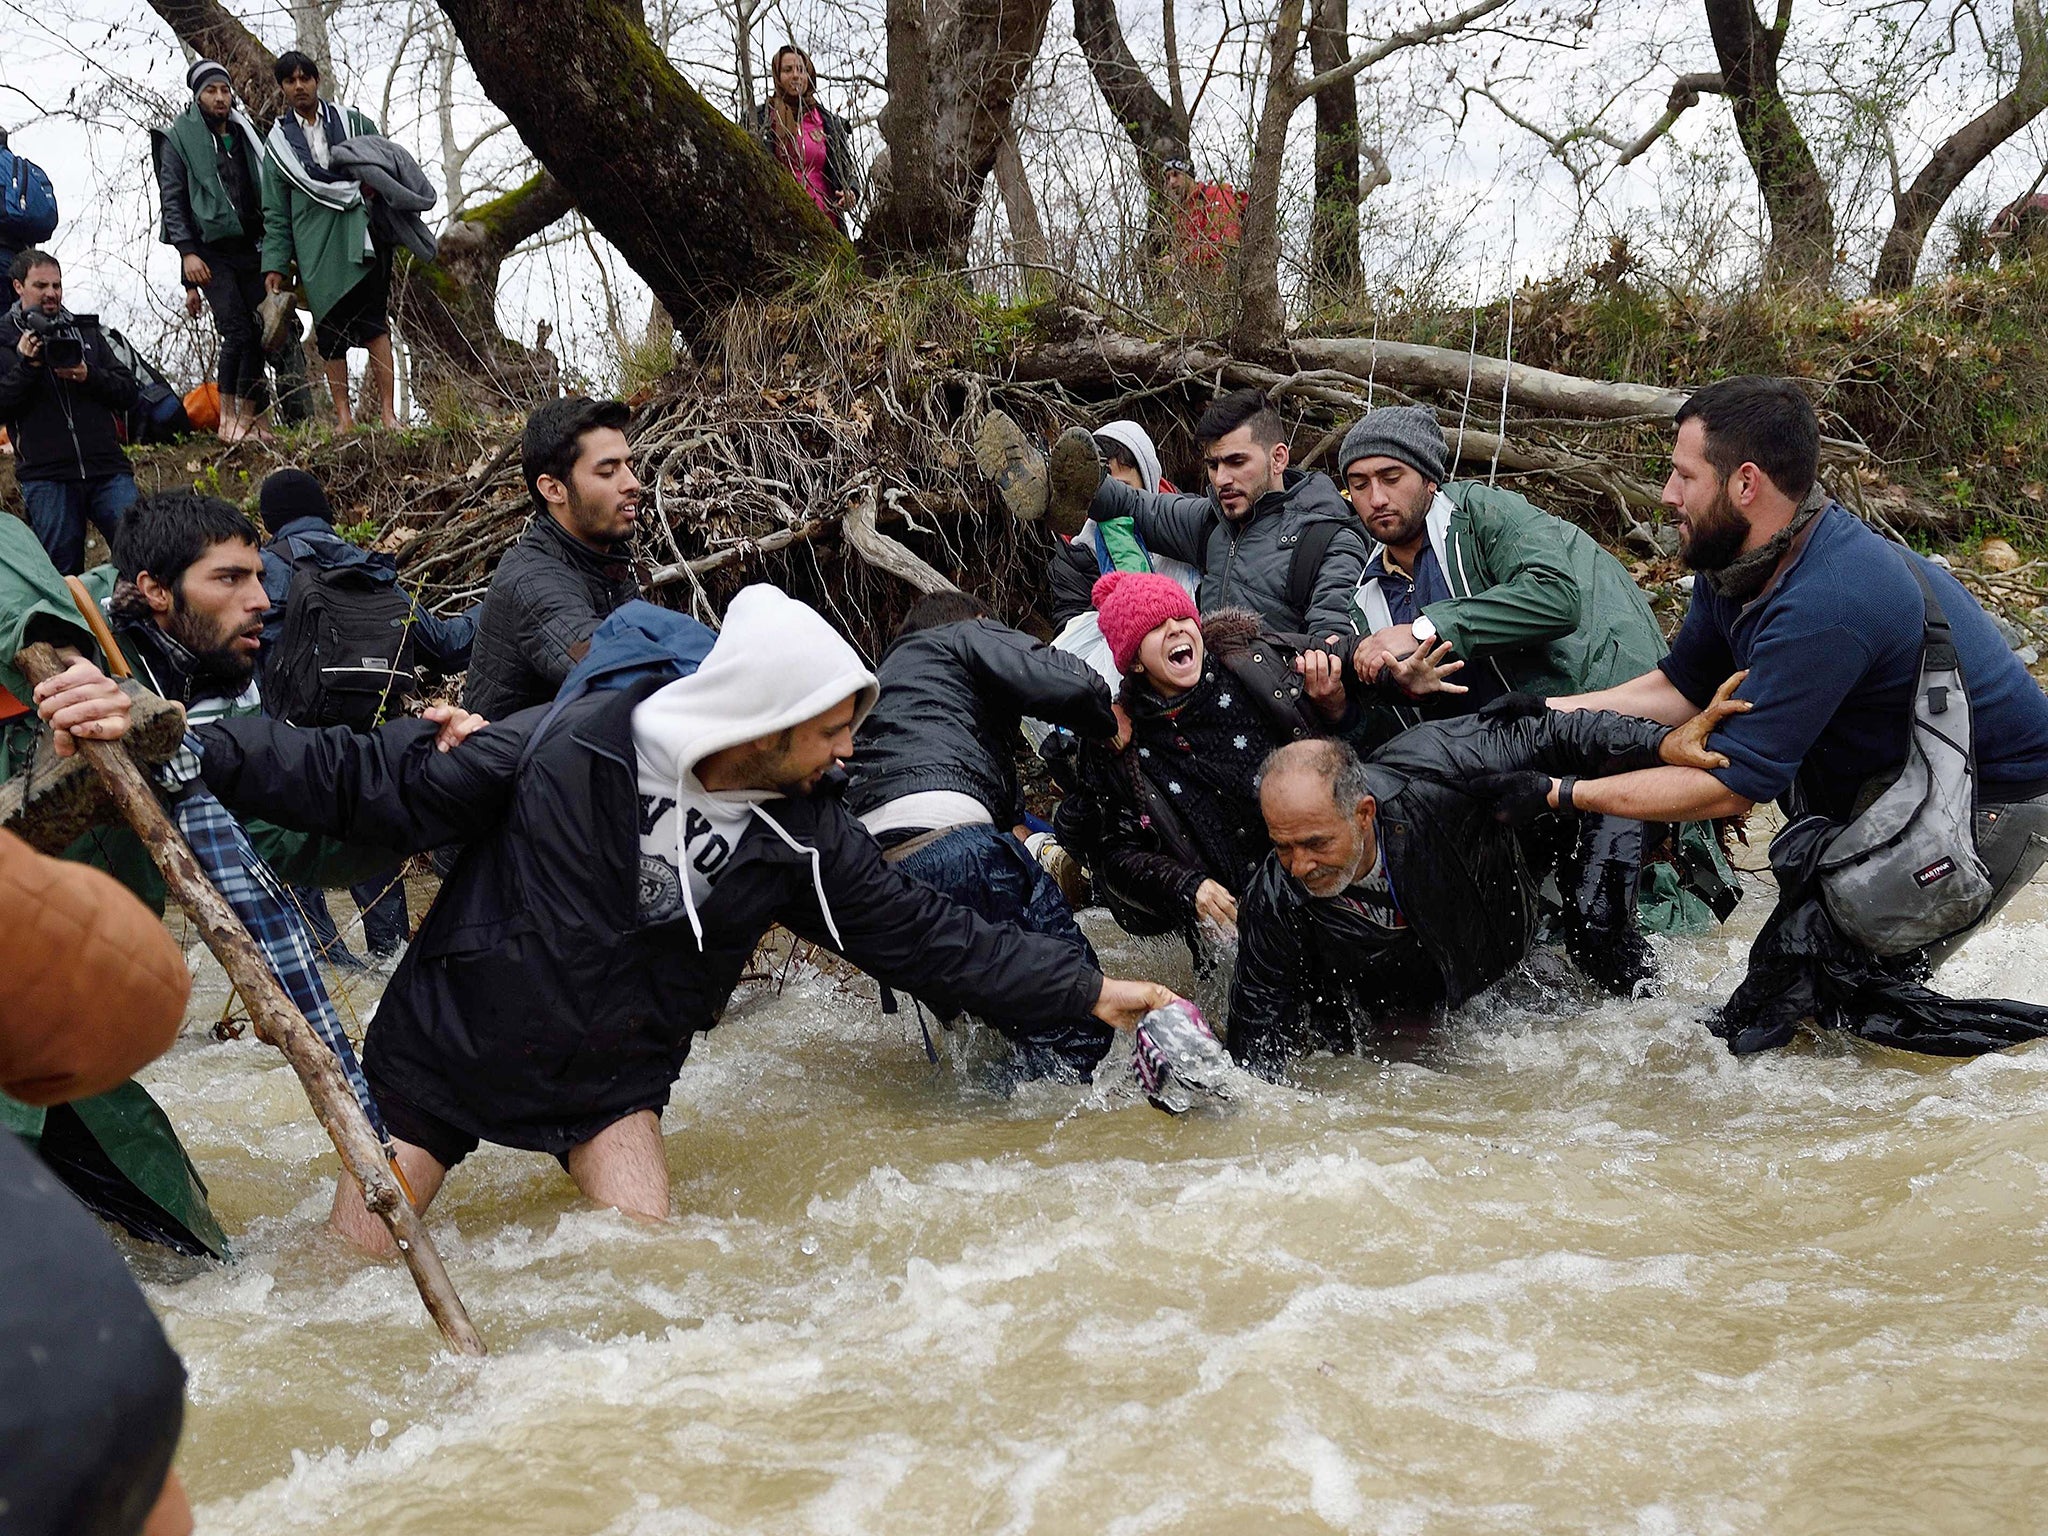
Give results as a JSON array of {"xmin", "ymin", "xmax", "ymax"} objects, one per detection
[
  {"xmin": 21, "ymin": 473, "xmax": 139, "ymax": 576},
  {"xmin": 892, "ymin": 824, "xmax": 1113, "ymax": 1079}
]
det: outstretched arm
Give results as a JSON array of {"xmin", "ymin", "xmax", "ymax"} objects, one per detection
[
  {"xmin": 1547, "ymin": 667, "xmax": 1699, "ymax": 725},
  {"xmin": 195, "ymin": 707, "xmax": 520, "ymax": 852}
]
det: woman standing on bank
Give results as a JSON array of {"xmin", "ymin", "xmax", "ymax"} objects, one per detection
[{"xmin": 754, "ymin": 45, "xmax": 861, "ymax": 232}]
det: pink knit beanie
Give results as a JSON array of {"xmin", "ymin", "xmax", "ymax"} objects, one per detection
[{"xmin": 1092, "ymin": 571, "xmax": 1199, "ymax": 674}]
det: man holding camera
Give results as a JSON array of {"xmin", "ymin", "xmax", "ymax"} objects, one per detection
[{"xmin": 0, "ymin": 249, "xmax": 138, "ymax": 575}]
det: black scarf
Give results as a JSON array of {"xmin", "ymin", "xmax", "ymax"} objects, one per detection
[{"xmin": 1704, "ymin": 484, "xmax": 1830, "ymax": 604}]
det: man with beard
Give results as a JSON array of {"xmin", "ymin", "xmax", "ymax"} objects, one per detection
[
  {"xmin": 104, "ymin": 491, "xmax": 397, "ymax": 902},
  {"xmin": 0, "ymin": 251, "xmax": 139, "ymax": 575},
  {"xmin": 153, "ymin": 59, "xmax": 271, "ymax": 443},
  {"xmin": 1534, "ymin": 376, "xmax": 2048, "ymax": 964},
  {"xmin": 462, "ymin": 395, "xmax": 642, "ymax": 722},
  {"xmin": 1027, "ymin": 388, "xmax": 1369, "ymax": 640},
  {"xmin": 1335, "ymin": 404, "xmax": 1729, "ymax": 994}
]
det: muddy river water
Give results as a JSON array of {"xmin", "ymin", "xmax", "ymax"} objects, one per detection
[{"xmin": 136, "ymin": 871, "xmax": 2048, "ymax": 1534}]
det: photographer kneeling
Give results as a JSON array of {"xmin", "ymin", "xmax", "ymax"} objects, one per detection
[{"xmin": 0, "ymin": 250, "xmax": 139, "ymax": 575}]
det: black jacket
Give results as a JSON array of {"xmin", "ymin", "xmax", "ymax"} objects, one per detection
[
  {"xmin": 0, "ymin": 305, "xmax": 136, "ymax": 484},
  {"xmin": 259, "ymin": 514, "xmax": 478, "ymax": 677},
  {"xmin": 460, "ymin": 513, "xmax": 639, "ymax": 721},
  {"xmin": 195, "ymin": 681, "xmax": 1105, "ymax": 1154},
  {"xmin": 1053, "ymin": 613, "xmax": 1358, "ymax": 938},
  {"xmin": 1048, "ymin": 537, "xmax": 1099, "ymax": 628},
  {"xmin": 846, "ymin": 617, "xmax": 1113, "ymax": 825},
  {"xmin": 151, "ymin": 121, "xmax": 263, "ymax": 258},
  {"xmin": 1091, "ymin": 467, "xmax": 1369, "ymax": 638},
  {"xmin": 1227, "ymin": 707, "xmax": 1672, "ymax": 1073}
]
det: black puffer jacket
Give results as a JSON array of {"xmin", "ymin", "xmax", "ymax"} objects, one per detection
[
  {"xmin": 195, "ymin": 681, "xmax": 1105, "ymax": 1154},
  {"xmin": 847, "ymin": 617, "xmax": 1112, "ymax": 824},
  {"xmin": 1089, "ymin": 467, "xmax": 1368, "ymax": 637},
  {"xmin": 1227, "ymin": 706, "xmax": 1672, "ymax": 1073},
  {"xmin": 0, "ymin": 305, "xmax": 137, "ymax": 484},
  {"xmin": 460, "ymin": 514, "xmax": 639, "ymax": 721},
  {"xmin": 1053, "ymin": 612, "xmax": 1354, "ymax": 938}
]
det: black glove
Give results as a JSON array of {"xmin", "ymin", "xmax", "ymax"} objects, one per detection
[
  {"xmin": 1470, "ymin": 769, "xmax": 1556, "ymax": 827},
  {"xmin": 1477, "ymin": 692, "xmax": 1549, "ymax": 724}
]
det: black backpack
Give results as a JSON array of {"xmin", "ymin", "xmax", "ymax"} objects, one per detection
[
  {"xmin": 99, "ymin": 323, "xmax": 191, "ymax": 444},
  {"xmin": 263, "ymin": 536, "xmax": 418, "ymax": 730}
]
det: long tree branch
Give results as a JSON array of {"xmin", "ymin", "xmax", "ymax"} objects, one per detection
[
  {"xmin": 1294, "ymin": 0, "xmax": 1514, "ymax": 102},
  {"xmin": 1615, "ymin": 70, "xmax": 1727, "ymax": 165}
]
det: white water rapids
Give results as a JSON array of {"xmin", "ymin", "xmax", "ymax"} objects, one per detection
[{"xmin": 135, "ymin": 869, "xmax": 2048, "ymax": 1533}]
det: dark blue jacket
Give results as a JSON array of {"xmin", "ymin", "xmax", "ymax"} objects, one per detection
[
  {"xmin": 1661, "ymin": 504, "xmax": 2048, "ymax": 818},
  {"xmin": 259, "ymin": 514, "xmax": 477, "ymax": 675}
]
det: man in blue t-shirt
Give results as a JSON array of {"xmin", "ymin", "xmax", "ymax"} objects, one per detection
[{"xmin": 1510, "ymin": 375, "xmax": 2048, "ymax": 965}]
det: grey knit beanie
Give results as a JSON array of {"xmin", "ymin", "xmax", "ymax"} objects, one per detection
[
  {"xmin": 187, "ymin": 59, "xmax": 231, "ymax": 94},
  {"xmin": 1338, "ymin": 405, "xmax": 1449, "ymax": 485}
]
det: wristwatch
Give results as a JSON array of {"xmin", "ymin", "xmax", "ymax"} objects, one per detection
[{"xmin": 1411, "ymin": 615, "xmax": 1438, "ymax": 646}]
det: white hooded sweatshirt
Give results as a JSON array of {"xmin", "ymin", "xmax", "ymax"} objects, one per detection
[{"xmin": 631, "ymin": 585, "xmax": 879, "ymax": 947}]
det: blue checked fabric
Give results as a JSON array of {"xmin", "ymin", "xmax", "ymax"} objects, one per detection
[{"xmin": 171, "ymin": 766, "xmax": 391, "ymax": 1147}]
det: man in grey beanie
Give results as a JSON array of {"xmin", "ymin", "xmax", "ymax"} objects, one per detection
[{"xmin": 1336, "ymin": 403, "xmax": 1737, "ymax": 995}]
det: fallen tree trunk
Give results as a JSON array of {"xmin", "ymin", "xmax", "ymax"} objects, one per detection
[
  {"xmin": 1011, "ymin": 326, "xmax": 1692, "ymax": 420},
  {"xmin": 16, "ymin": 644, "xmax": 485, "ymax": 1358}
]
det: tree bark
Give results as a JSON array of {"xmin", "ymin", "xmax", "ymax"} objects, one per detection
[
  {"xmin": 993, "ymin": 130, "xmax": 1052, "ymax": 272},
  {"xmin": 1872, "ymin": 0, "xmax": 2048, "ymax": 292},
  {"xmin": 1013, "ymin": 325, "xmax": 1693, "ymax": 420},
  {"xmin": 144, "ymin": 0, "xmax": 282, "ymax": 121},
  {"xmin": 1232, "ymin": 0, "xmax": 1309, "ymax": 353},
  {"xmin": 435, "ymin": 0, "xmax": 844, "ymax": 326},
  {"xmin": 392, "ymin": 172, "xmax": 577, "ymax": 408},
  {"xmin": 863, "ymin": 0, "xmax": 1057, "ymax": 265},
  {"xmin": 1307, "ymin": 0, "xmax": 1362, "ymax": 300},
  {"xmin": 1700, "ymin": 0, "xmax": 1835, "ymax": 284}
]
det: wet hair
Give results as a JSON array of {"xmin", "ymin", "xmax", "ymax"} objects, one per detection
[
  {"xmin": 272, "ymin": 50, "xmax": 321, "ymax": 84},
  {"xmin": 894, "ymin": 590, "xmax": 989, "ymax": 639},
  {"xmin": 9, "ymin": 248, "xmax": 57, "ymax": 285},
  {"xmin": 522, "ymin": 395, "xmax": 631, "ymax": 511},
  {"xmin": 113, "ymin": 491, "xmax": 259, "ymax": 595},
  {"xmin": 1195, "ymin": 388, "xmax": 1285, "ymax": 450},
  {"xmin": 1261, "ymin": 737, "xmax": 1372, "ymax": 816},
  {"xmin": 1094, "ymin": 434, "xmax": 1142, "ymax": 477},
  {"xmin": 1673, "ymin": 375, "xmax": 1820, "ymax": 501}
]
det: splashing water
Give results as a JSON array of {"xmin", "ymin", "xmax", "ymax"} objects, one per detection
[{"xmin": 139, "ymin": 878, "xmax": 2048, "ymax": 1532}]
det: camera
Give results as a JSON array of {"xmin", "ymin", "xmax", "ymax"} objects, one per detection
[{"xmin": 22, "ymin": 309, "xmax": 86, "ymax": 372}]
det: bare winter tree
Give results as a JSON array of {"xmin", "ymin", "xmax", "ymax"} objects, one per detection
[
  {"xmin": 1871, "ymin": 0, "xmax": 2048, "ymax": 290},
  {"xmin": 861, "ymin": 0, "xmax": 1057, "ymax": 264},
  {"xmin": 1306, "ymin": 0, "xmax": 1363, "ymax": 299},
  {"xmin": 1072, "ymin": 0, "xmax": 1193, "ymax": 194},
  {"xmin": 1234, "ymin": 0, "xmax": 1511, "ymax": 352}
]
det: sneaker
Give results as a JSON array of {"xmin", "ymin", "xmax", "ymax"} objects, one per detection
[
  {"xmin": 973, "ymin": 410, "xmax": 1048, "ymax": 523},
  {"xmin": 1046, "ymin": 427, "xmax": 1106, "ymax": 540},
  {"xmin": 0, "ymin": 684, "xmax": 187, "ymax": 854},
  {"xmin": 1133, "ymin": 999, "xmax": 1240, "ymax": 1114}
]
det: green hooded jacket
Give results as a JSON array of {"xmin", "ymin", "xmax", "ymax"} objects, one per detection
[
  {"xmin": 1349, "ymin": 480, "xmax": 1666, "ymax": 697},
  {"xmin": 259, "ymin": 104, "xmax": 380, "ymax": 321}
]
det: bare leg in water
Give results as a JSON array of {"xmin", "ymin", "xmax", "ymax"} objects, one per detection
[{"xmin": 329, "ymin": 1110, "xmax": 669, "ymax": 1254}]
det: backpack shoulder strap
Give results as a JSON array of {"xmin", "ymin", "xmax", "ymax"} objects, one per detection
[{"xmin": 1287, "ymin": 520, "xmax": 1344, "ymax": 620}]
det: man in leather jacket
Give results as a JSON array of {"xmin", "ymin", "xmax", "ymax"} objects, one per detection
[
  {"xmin": 1228, "ymin": 694, "xmax": 1742, "ymax": 1075},
  {"xmin": 462, "ymin": 396, "xmax": 641, "ymax": 722}
]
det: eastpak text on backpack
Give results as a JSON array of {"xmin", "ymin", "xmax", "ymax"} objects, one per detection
[{"xmin": 263, "ymin": 538, "xmax": 418, "ymax": 731}]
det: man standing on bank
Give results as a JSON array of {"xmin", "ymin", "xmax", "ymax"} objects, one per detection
[
  {"xmin": 260, "ymin": 50, "xmax": 396, "ymax": 431},
  {"xmin": 153, "ymin": 59, "xmax": 272, "ymax": 443}
]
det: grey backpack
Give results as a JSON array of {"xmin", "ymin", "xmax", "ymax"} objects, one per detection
[{"xmin": 1814, "ymin": 552, "xmax": 1993, "ymax": 955}]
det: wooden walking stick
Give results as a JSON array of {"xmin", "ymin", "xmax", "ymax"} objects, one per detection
[{"xmin": 16, "ymin": 642, "xmax": 486, "ymax": 1356}]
